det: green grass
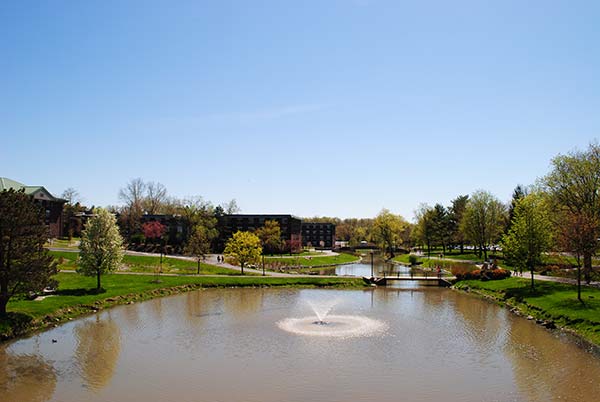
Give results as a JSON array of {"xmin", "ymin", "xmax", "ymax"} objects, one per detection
[
  {"xmin": 49, "ymin": 250, "xmax": 246, "ymax": 275},
  {"xmin": 264, "ymin": 252, "xmax": 359, "ymax": 267},
  {"xmin": 1, "ymin": 272, "xmax": 365, "ymax": 340},
  {"xmin": 45, "ymin": 237, "xmax": 80, "ymax": 249},
  {"xmin": 455, "ymin": 277, "xmax": 600, "ymax": 346}
]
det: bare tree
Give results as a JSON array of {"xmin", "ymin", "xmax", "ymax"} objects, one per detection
[
  {"xmin": 221, "ymin": 199, "xmax": 240, "ymax": 214},
  {"xmin": 119, "ymin": 178, "xmax": 146, "ymax": 214},
  {"xmin": 144, "ymin": 181, "xmax": 168, "ymax": 214},
  {"xmin": 61, "ymin": 188, "xmax": 81, "ymax": 205}
]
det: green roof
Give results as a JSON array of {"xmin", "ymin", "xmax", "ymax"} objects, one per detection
[{"xmin": 0, "ymin": 177, "xmax": 64, "ymax": 201}]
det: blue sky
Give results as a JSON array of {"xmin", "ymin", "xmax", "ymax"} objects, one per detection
[{"xmin": 2, "ymin": 0, "xmax": 599, "ymax": 220}]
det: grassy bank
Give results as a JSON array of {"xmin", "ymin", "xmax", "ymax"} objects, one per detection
[
  {"xmin": 1, "ymin": 272, "xmax": 364, "ymax": 341},
  {"xmin": 264, "ymin": 252, "xmax": 359, "ymax": 267},
  {"xmin": 454, "ymin": 278, "xmax": 600, "ymax": 347},
  {"xmin": 50, "ymin": 250, "xmax": 247, "ymax": 275}
]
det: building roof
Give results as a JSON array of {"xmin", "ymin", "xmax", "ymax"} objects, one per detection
[{"xmin": 0, "ymin": 177, "xmax": 65, "ymax": 202}]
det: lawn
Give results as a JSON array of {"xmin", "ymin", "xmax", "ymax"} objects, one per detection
[
  {"xmin": 455, "ymin": 277, "xmax": 600, "ymax": 346},
  {"xmin": 49, "ymin": 250, "xmax": 245, "ymax": 275},
  {"xmin": 264, "ymin": 252, "xmax": 359, "ymax": 267},
  {"xmin": 45, "ymin": 237, "xmax": 80, "ymax": 250}
]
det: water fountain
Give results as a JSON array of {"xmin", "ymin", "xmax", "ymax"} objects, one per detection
[{"xmin": 277, "ymin": 299, "xmax": 387, "ymax": 338}]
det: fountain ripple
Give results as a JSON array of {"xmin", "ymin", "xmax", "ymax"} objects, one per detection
[{"xmin": 277, "ymin": 315, "xmax": 388, "ymax": 338}]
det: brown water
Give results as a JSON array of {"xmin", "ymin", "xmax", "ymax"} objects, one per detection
[{"xmin": 2, "ymin": 287, "xmax": 600, "ymax": 402}]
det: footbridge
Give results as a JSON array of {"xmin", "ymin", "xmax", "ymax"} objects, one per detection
[{"xmin": 363, "ymin": 275, "xmax": 455, "ymax": 287}]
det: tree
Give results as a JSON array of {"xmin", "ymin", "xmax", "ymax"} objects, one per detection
[
  {"xmin": 431, "ymin": 203, "xmax": 451, "ymax": 253},
  {"xmin": 141, "ymin": 221, "xmax": 166, "ymax": 243},
  {"xmin": 61, "ymin": 187, "xmax": 81, "ymax": 205},
  {"xmin": 221, "ymin": 199, "xmax": 240, "ymax": 214},
  {"xmin": 255, "ymin": 220, "xmax": 283, "ymax": 255},
  {"xmin": 118, "ymin": 178, "xmax": 146, "ymax": 237},
  {"xmin": 78, "ymin": 208, "xmax": 124, "ymax": 291},
  {"xmin": 0, "ymin": 189, "xmax": 58, "ymax": 316},
  {"xmin": 413, "ymin": 204, "xmax": 436, "ymax": 256},
  {"xmin": 544, "ymin": 142, "xmax": 600, "ymax": 284},
  {"xmin": 448, "ymin": 195, "xmax": 469, "ymax": 252},
  {"xmin": 61, "ymin": 188, "xmax": 86, "ymax": 240},
  {"xmin": 373, "ymin": 209, "xmax": 408, "ymax": 257},
  {"xmin": 555, "ymin": 209, "xmax": 599, "ymax": 301},
  {"xmin": 223, "ymin": 231, "xmax": 262, "ymax": 275},
  {"xmin": 185, "ymin": 225, "xmax": 214, "ymax": 274},
  {"xmin": 144, "ymin": 181, "xmax": 168, "ymax": 215},
  {"xmin": 502, "ymin": 193, "xmax": 553, "ymax": 290},
  {"xmin": 506, "ymin": 185, "xmax": 527, "ymax": 232},
  {"xmin": 460, "ymin": 190, "xmax": 507, "ymax": 260}
]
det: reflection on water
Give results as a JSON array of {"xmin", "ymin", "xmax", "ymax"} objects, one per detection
[
  {"xmin": 1, "ymin": 287, "xmax": 600, "ymax": 402},
  {"xmin": 0, "ymin": 348, "xmax": 56, "ymax": 402},
  {"xmin": 74, "ymin": 314, "xmax": 121, "ymax": 392}
]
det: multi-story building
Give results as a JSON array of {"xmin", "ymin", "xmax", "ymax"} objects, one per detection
[
  {"xmin": 301, "ymin": 222, "xmax": 336, "ymax": 249},
  {"xmin": 0, "ymin": 177, "xmax": 66, "ymax": 237},
  {"xmin": 217, "ymin": 214, "xmax": 302, "ymax": 252}
]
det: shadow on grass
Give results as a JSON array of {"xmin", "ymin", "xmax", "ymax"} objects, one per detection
[
  {"xmin": 56, "ymin": 287, "xmax": 107, "ymax": 296},
  {"xmin": 502, "ymin": 282, "xmax": 562, "ymax": 301},
  {"xmin": 0, "ymin": 312, "xmax": 34, "ymax": 339}
]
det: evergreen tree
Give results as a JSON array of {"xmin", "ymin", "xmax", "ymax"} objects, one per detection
[{"xmin": 0, "ymin": 189, "xmax": 58, "ymax": 316}]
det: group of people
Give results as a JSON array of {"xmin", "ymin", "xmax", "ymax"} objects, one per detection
[{"xmin": 216, "ymin": 255, "xmax": 224, "ymax": 263}]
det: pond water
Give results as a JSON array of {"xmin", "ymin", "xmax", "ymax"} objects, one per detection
[{"xmin": 2, "ymin": 286, "xmax": 600, "ymax": 402}]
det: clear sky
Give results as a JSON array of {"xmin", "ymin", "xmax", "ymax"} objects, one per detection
[{"xmin": 2, "ymin": 0, "xmax": 599, "ymax": 220}]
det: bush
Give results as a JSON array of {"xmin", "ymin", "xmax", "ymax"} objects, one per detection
[
  {"xmin": 408, "ymin": 255, "xmax": 419, "ymax": 266},
  {"xmin": 482, "ymin": 268, "xmax": 511, "ymax": 281},
  {"xmin": 130, "ymin": 233, "xmax": 145, "ymax": 245}
]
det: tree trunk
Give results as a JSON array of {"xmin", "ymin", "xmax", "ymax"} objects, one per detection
[
  {"xmin": 577, "ymin": 265, "xmax": 582, "ymax": 302},
  {"xmin": 583, "ymin": 252, "xmax": 592, "ymax": 284},
  {"xmin": 241, "ymin": 262, "xmax": 244, "ymax": 275},
  {"xmin": 0, "ymin": 295, "xmax": 8, "ymax": 317},
  {"xmin": 0, "ymin": 277, "xmax": 8, "ymax": 317},
  {"xmin": 96, "ymin": 270, "xmax": 101, "ymax": 290},
  {"xmin": 197, "ymin": 259, "xmax": 200, "ymax": 275},
  {"xmin": 530, "ymin": 262, "xmax": 535, "ymax": 291}
]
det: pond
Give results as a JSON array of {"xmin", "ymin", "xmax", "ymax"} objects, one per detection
[{"xmin": 2, "ymin": 286, "xmax": 600, "ymax": 402}]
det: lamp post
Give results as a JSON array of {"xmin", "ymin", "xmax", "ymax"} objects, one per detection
[
  {"xmin": 370, "ymin": 250, "xmax": 374, "ymax": 278},
  {"xmin": 262, "ymin": 253, "xmax": 265, "ymax": 276}
]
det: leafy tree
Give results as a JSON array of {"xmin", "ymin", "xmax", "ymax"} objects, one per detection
[
  {"xmin": 544, "ymin": 142, "xmax": 600, "ymax": 284},
  {"xmin": 373, "ymin": 209, "xmax": 408, "ymax": 257},
  {"xmin": 0, "ymin": 189, "xmax": 58, "ymax": 316},
  {"xmin": 431, "ymin": 203, "xmax": 451, "ymax": 253},
  {"xmin": 555, "ymin": 209, "xmax": 599, "ymax": 300},
  {"xmin": 502, "ymin": 193, "xmax": 553, "ymax": 290},
  {"xmin": 460, "ymin": 190, "xmax": 507, "ymax": 260},
  {"xmin": 78, "ymin": 208, "xmax": 124, "ymax": 291},
  {"xmin": 413, "ymin": 204, "xmax": 436, "ymax": 256},
  {"xmin": 223, "ymin": 231, "xmax": 262, "ymax": 275},
  {"xmin": 141, "ymin": 221, "xmax": 166, "ymax": 243},
  {"xmin": 255, "ymin": 220, "xmax": 283, "ymax": 254},
  {"xmin": 448, "ymin": 195, "xmax": 469, "ymax": 252},
  {"xmin": 185, "ymin": 225, "xmax": 214, "ymax": 274},
  {"xmin": 506, "ymin": 185, "xmax": 527, "ymax": 232}
]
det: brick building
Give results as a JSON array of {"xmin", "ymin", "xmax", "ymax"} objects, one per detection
[
  {"xmin": 0, "ymin": 177, "xmax": 66, "ymax": 238},
  {"xmin": 301, "ymin": 222, "xmax": 336, "ymax": 249},
  {"xmin": 217, "ymin": 214, "xmax": 302, "ymax": 252}
]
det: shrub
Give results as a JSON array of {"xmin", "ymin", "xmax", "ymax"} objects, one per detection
[
  {"xmin": 408, "ymin": 255, "xmax": 419, "ymax": 266},
  {"xmin": 482, "ymin": 268, "xmax": 511, "ymax": 281}
]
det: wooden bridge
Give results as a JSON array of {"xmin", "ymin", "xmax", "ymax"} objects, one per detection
[{"xmin": 363, "ymin": 275, "xmax": 455, "ymax": 287}]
